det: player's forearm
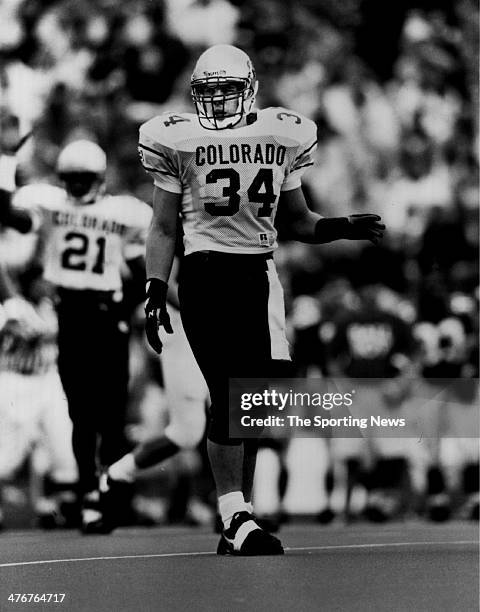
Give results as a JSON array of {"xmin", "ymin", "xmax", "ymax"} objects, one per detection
[
  {"xmin": 288, "ymin": 211, "xmax": 374, "ymax": 244},
  {"xmin": 278, "ymin": 187, "xmax": 338, "ymax": 244},
  {"xmin": 278, "ymin": 188, "xmax": 384, "ymax": 245},
  {"xmin": 166, "ymin": 257, "xmax": 180, "ymax": 309},
  {"xmin": 146, "ymin": 228, "xmax": 176, "ymax": 283},
  {"xmin": 287, "ymin": 210, "xmax": 325, "ymax": 243},
  {"xmin": 146, "ymin": 186, "xmax": 181, "ymax": 284}
]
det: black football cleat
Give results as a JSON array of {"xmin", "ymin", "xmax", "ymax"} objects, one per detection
[
  {"xmin": 98, "ymin": 471, "xmax": 137, "ymax": 528},
  {"xmin": 217, "ymin": 511, "xmax": 284, "ymax": 556},
  {"xmin": 215, "ymin": 511, "xmax": 282, "ymax": 534}
]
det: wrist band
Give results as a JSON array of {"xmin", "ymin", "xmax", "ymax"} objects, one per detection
[
  {"xmin": 314, "ymin": 217, "xmax": 349, "ymax": 243},
  {"xmin": 146, "ymin": 278, "xmax": 168, "ymax": 301}
]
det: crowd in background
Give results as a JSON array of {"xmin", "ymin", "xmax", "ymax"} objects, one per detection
[{"xmin": 0, "ymin": 0, "xmax": 478, "ymax": 527}]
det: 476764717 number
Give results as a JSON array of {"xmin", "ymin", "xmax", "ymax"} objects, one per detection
[{"xmin": 7, "ymin": 593, "xmax": 66, "ymax": 603}]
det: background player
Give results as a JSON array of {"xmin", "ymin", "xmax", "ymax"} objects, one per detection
[
  {"xmin": 105, "ymin": 256, "xmax": 209, "ymax": 507},
  {"xmin": 0, "ymin": 137, "xmax": 152, "ymax": 533},
  {"xmin": 139, "ymin": 44, "xmax": 384, "ymax": 555}
]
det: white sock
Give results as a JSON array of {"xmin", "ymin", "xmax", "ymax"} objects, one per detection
[
  {"xmin": 218, "ymin": 491, "xmax": 246, "ymax": 529},
  {"xmin": 245, "ymin": 501, "xmax": 254, "ymax": 514},
  {"xmin": 108, "ymin": 453, "xmax": 136, "ymax": 483}
]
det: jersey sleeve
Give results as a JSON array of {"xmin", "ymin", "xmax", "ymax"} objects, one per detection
[
  {"xmin": 12, "ymin": 184, "xmax": 59, "ymax": 230},
  {"xmin": 281, "ymin": 120, "xmax": 318, "ymax": 192},
  {"xmin": 138, "ymin": 117, "xmax": 183, "ymax": 194},
  {"xmin": 121, "ymin": 198, "xmax": 153, "ymax": 260}
]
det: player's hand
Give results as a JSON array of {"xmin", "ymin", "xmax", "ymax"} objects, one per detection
[
  {"xmin": 144, "ymin": 278, "xmax": 173, "ymax": 354},
  {"xmin": 345, "ymin": 214, "xmax": 385, "ymax": 245}
]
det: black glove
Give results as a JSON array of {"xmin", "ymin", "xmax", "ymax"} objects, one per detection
[
  {"xmin": 314, "ymin": 214, "xmax": 385, "ymax": 245},
  {"xmin": 344, "ymin": 214, "xmax": 385, "ymax": 244},
  {"xmin": 144, "ymin": 278, "xmax": 173, "ymax": 354}
]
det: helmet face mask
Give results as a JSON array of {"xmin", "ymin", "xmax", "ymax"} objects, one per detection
[
  {"xmin": 56, "ymin": 140, "xmax": 107, "ymax": 204},
  {"xmin": 191, "ymin": 45, "xmax": 258, "ymax": 130},
  {"xmin": 58, "ymin": 171, "xmax": 104, "ymax": 202}
]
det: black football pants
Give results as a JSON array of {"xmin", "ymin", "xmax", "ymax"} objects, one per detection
[
  {"xmin": 56, "ymin": 291, "xmax": 130, "ymax": 495},
  {"xmin": 179, "ymin": 251, "xmax": 292, "ymax": 444}
]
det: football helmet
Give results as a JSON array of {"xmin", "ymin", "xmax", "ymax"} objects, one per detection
[
  {"xmin": 191, "ymin": 45, "xmax": 258, "ymax": 130},
  {"xmin": 56, "ymin": 140, "xmax": 107, "ymax": 204}
]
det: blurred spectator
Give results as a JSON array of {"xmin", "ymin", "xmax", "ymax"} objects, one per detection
[{"xmin": 165, "ymin": 0, "xmax": 239, "ymax": 49}]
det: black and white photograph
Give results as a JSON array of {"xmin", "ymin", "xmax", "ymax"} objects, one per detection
[{"xmin": 0, "ymin": 0, "xmax": 478, "ymax": 610}]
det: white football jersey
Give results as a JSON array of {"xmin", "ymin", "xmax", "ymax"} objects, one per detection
[
  {"xmin": 13, "ymin": 185, "xmax": 152, "ymax": 291},
  {"xmin": 139, "ymin": 107, "xmax": 317, "ymax": 254}
]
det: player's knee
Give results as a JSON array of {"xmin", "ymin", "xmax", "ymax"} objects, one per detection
[
  {"xmin": 206, "ymin": 415, "xmax": 243, "ymax": 446},
  {"xmin": 165, "ymin": 404, "xmax": 207, "ymax": 449}
]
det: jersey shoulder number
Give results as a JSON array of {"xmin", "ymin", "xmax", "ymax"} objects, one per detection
[
  {"xmin": 139, "ymin": 111, "xmax": 198, "ymax": 153},
  {"xmin": 259, "ymin": 106, "xmax": 317, "ymax": 148}
]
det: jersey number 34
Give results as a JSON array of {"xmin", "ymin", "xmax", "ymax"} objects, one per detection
[{"xmin": 205, "ymin": 168, "xmax": 276, "ymax": 217}]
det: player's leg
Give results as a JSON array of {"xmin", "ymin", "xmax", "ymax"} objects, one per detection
[
  {"xmin": 57, "ymin": 304, "xmax": 108, "ymax": 532},
  {"xmin": 179, "ymin": 253, "xmax": 285, "ymax": 555},
  {"xmin": 34, "ymin": 370, "xmax": 78, "ymax": 528},
  {"xmin": 57, "ymin": 304, "xmax": 98, "ymax": 493},
  {"xmin": 179, "ymin": 254, "xmax": 249, "ymax": 511},
  {"xmin": 0, "ymin": 372, "xmax": 38, "ymax": 529},
  {"xmin": 90, "ymin": 311, "xmax": 138, "ymax": 528},
  {"xmin": 59, "ymin": 374, "xmax": 98, "ymax": 495},
  {"xmin": 243, "ymin": 358, "xmax": 292, "ymax": 511},
  {"xmin": 107, "ymin": 308, "xmax": 208, "ymax": 477},
  {"xmin": 96, "ymin": 310, "xmax": 131, "ymax": 467}
]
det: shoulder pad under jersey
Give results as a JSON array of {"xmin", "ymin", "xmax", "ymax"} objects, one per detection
[
  {"xmin": 139, "ymin": 112, "xmax": 201, "ymax": 154},
  {"xmin": 13, "ymin": 183, "xmax": 65, "ymax": 211},
  {"xmin": 104, "ymin": 195, "xmax": 152, "ymax": 228},
  {"xmin": 255, "ymin": 107, "xmax": 317, "ymax": 148}
]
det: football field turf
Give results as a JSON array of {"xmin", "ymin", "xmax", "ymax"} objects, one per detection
[{"xmin": 0, "ymin": 521, "xmax": 477, "ymax": 611}]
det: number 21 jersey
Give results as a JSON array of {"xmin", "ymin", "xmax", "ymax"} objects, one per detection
[
  {"xmin": 13, "ymin": 185, "xmax": 152, "ymax": 291},
  {"xmin": 139, "ymin": 107, "xmax": 317, "ymax": 255}
]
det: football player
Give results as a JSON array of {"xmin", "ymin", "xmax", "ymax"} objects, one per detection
[
  {"xmin": 139, "ymin": 44, "xmax": 385, "ymax": 555},
  {"xmin": 326, "ymin": 285, "xmax": 416, "ymax": 522},
  {"xmin": 0, "ymin": 292, "xmax": 78, "ymax": 530},
  {"xmin": 105, "ymin": 257, "xmax": 209, "ymax": 507},
  {"xmin": 0, "ymin": 138, "xmax": 152, "ymax": 533}
]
